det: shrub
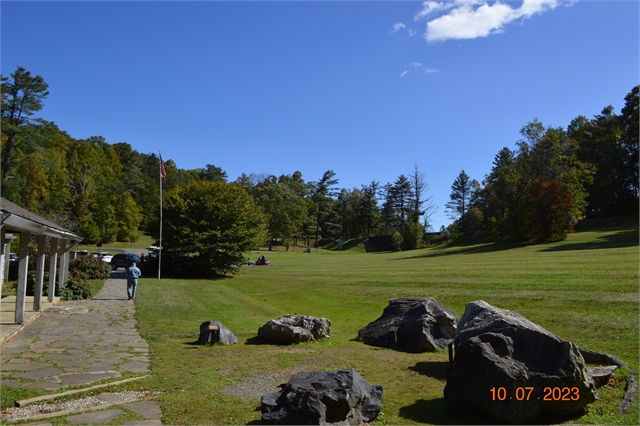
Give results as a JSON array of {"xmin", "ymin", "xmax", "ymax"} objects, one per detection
[
  {"xmin": 402, "ymin": 221, "xmax": 424, "ymax": 250},
  {"xmin": 391, "ymin": 231, "xmax": 404, "ymax": 251},
  {"xmin": 69, "ymin": 256, "xmax": 111, "ymax": 279},
  {"xmin": 59, "ymin": 269, "xmax": 91, "ymax": 300},
  {"xmin": 26, "ymin": 270, "xmax": 50, "ymax": 296}
]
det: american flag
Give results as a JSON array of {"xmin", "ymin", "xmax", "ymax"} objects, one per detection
[{"xmin": 160, "ymin": 155, "xmax": 166, "ymax": 179}]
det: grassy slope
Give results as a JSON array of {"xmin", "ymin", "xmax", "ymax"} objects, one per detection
[
  {"xmin": 130, "ymin": 224, "xmax": 638, "ymax": 425},
  {"xmin": 76, "ymin": 234, "xmax": 155, "ymax": 251}
]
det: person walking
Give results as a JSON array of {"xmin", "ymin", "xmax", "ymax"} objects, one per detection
[{"xmin": 126, "ymin": 262, "xmax": 142, "ymax": 300}]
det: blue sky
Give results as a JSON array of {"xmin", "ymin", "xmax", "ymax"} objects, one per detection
[{"xmin": 2, "ymin": 0, "xmax": 638, "ymax": 230}]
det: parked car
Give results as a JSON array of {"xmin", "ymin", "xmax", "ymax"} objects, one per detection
[
  {"xmin": 110, "ymin": 253, "xmax": 141, "ymax": 270},
  {"xmin": 76, "ymin": 250, "xmax": 89, "ymax": 257},
  {"xmin": 94, "ymin": 252, "xmax": 113, "ymax": 263},
  {"xmin": 9, "ymin": 253, "xmax": 17, "ymax": 262}
]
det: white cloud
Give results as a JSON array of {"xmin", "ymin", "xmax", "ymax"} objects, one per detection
[
  {"xmin": 401, "ymin": 62, "xmax": 438, "ymax": 77},
  {"xmin": 414, "ymin": 1, "xmax": 455, "ymax": 21},
  {"xmin": 390, "ymin": 22, "xmax": 406, "ymax": 33},
  {"xmin": 416, "ymin": 0, "xmax": 563, "ymax": 43},
  {"xmin": 408, "ymin": 29, "xmax": 417, "ymax": 37}
]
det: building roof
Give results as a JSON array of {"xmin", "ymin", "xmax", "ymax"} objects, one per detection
[{"xmin": 1, "ymin": 197, "xmax": 83, "ymax": 241}]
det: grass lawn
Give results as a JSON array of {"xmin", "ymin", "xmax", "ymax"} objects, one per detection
[
  {"xmin": 127, "ymin": 221, "xmax": 639, "ymax": 425},
  {"xmin": 76, "ymin": 233, "xmax": 155, "ymax": 251}
]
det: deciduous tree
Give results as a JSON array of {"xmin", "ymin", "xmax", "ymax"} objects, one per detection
[{"xmin": 159, "ymin": 181, "xmax": 268, "ymax": 276}]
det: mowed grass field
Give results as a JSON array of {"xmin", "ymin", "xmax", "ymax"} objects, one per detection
[{"xmin": 132, "ymin": 222, "xmax": 639, "ymax": 425}]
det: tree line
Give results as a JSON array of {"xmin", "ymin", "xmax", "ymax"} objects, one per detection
[
  {"xmin": 444, "ymin": 86, "xmax": 638, "ymax": 242},
  {"xmin": 2, "ymin": 66, "xmax": 637, "ymax": 249}
]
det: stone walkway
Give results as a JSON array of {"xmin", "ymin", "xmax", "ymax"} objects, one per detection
[{"xmin": 1, "ymin": 272, "xmax": 162, "ymax": 424}]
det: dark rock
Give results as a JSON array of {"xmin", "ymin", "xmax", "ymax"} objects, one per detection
[
  {"xmin": 358, "ymin": 297, "xmax": 458, "ymax": 352},
  {"xmin": 579, "ymin": 348, "xmax": 630, "ymax": 371},
  {"xmin": 620, "ymin": 376, "xmax": 637, "ymax": 414},
  {"xmin": 444, "ymin": 300, "xmax": 598, "ymax": 424},
  {"xmin": 258, "ymin": 315, "xmax": 330, "ymax": 344},
  {"xmin": 587, "ymin": 366, "xmax": 617, "ymax": 388},
  {"xmin": 261, "ymin": 368, "xmax": 383, "ymax": 425},
  {"xmin": 197, "ymin": 321, "xmax": 238, "ymax": 345}
]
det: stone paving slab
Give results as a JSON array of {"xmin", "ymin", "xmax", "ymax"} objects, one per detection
[
  {"xmin": 59, "ymin": 371, "xmax": 121, "ymax": 386},
  {"xmin": 1, "ymin": 362, "xmax": 50, "ymax": 371},
  {"xmin": 123, "ymin": 401, "xmax": 163, "ymax": 419},
  {"xmin": 16, "ymin": 367, "xmax": 65, "ymax": 379},
  {"xmin": 0, "ymin": 274, "xmax": 162, "ymax": 423},
  {"xmin": 0, "ymin": 276, "xmax": 151, "ymax": 388},
  {"xmin": 23, "ymin": 377, "xmax": 63, "ymax": 391},
  {"xmin": 66, "ymin": 409, "xmax": 124, "ymax": 424}
]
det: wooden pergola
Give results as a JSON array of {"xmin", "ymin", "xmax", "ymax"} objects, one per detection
[{"xmin": 0, "ymin": 197, "xmax": 83, "ymax": 324}]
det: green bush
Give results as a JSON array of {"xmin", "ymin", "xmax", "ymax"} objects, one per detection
[
  {"xmin": 59, "ymin": 269, "xmax": 91, "ymax": 300},
  {"xmin": 402, "ymin": 221, "xmax": 424, "ymax": 250},
  {"xmin": 26, "ymin": 270, "xmax": 50, "ymax": 296},
  {"xmin": 391, "ymin": 231, "xmax": 403, "ymax": 251},
  {"xmin": 69, "ymin": 256, "xmax": 111, "ymax": 279}
]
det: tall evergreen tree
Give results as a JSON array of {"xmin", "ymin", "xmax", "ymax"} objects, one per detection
[
  {"xmin": 445, "ymin": 170, "xmax": 472, "ymax": 226},
  {"xmin": 311, "ymin": 170, "xmax": 339, "ymax": 246},
  {"xmin": 391, "ymin": 175, "xmax": 412, "ymax": 232},
  {"xmin": 1, "ymin": 66, "xmax": 50, "ymax": 198}
]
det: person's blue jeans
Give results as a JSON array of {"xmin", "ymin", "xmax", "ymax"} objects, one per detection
[{"xmin": 127, "ymin": 279, "xmax": 138, "ymax": 299}]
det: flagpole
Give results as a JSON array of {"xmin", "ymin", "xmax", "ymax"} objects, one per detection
[{"xmin": 158, "ymin": 152, "xmax": 163, "ymax": 281}]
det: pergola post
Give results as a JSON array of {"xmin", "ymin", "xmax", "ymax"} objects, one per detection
[
  {"xmin": 33, "ymin": 234, "xmax": 47, "ymax": 311},
  {"xmin": 61, "ymin": 243, "xmax": 72, "ymax": 285},
  {"xmin": 48, "ymin": 237, "xmax": 59, "ymax": 302},
  {"xmin": 57, "ymin": 239, "xmax": 67, "ymax": 292},
  {"xmin": 15, "ymin": 231, "xmax": 31, "ymax": 324},
  {"xmin": 0, "ymin": 227, "xmax": 5, "ymax": 286}
]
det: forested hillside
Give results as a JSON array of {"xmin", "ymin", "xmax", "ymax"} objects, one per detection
[{"xmin": 2, "ymin": 66, "xmax": 637, "ymax": 246}]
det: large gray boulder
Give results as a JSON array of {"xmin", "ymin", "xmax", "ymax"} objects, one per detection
[
  {"xmin": 258, "ymin": 315, "xmax": 331, "ymax": 344},
  {"xmin": 261, "ymin": 368, "xmax": 383, "ymax": 425},
  {"xmin": 358, "ymin": 297, "xmax": 458, "ymax": 352},
  {"xmin": 444, "ymin": 300, "xmax": 598, "ymax": 424},
  {"xmin": 197, "ymin": 321, "xmax": 238, "ymax": 345}
]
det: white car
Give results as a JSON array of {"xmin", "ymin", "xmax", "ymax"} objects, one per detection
[{"xmin": 95, "ymin": 252, "xmax": 113, "ymax": 263}]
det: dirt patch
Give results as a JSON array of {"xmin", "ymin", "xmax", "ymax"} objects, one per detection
[{"xmin": 220, "ymin": 374, "xmax": 286, "ymax": 401}]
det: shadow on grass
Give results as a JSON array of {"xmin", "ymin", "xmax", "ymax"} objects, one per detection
[
  {"xmin": 538, "ymin": 229, "xmax": 639, "ymax": 252},
  {"xmin": 399, "ymin": 241, "xmax": 531, "ymax": 260},
  {"xmin": 408, "ymin": 361, "xmax": 449, "ymax": 380},
  {"xmin": 398, "ymin": 398, "xmax": 495, "ymax": 425},
  {"xmin": 399, "ymin": 398, "xmax": 588, "ymax": 425},
  {"xmin": 244, "ymin": 336, "xmax": 297, "ymax": 346}
]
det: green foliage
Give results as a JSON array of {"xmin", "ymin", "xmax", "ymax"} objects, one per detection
[
  {"xmin": 252, "ymin": 180, "xmax": 308, "ymax": 250},
  {"xmin": 158, "ymin": 181, "xmax": 269, "ymax": 276},
  {"xmin": 311, "ymin": 170, "xmax": 340, "ymax": 246},
  {"xmin": 116, "ymin": 192, "xmax": 142, "ymax": 242},
  {"xmin": 59, "ymin": 269, "xmax": 91, "ymax": 300},
  {"xmin": 518, "ymin": 179, "xmax": 577, "ymax": 242},
  {"xmin": 1, "ymin": 66, "xmax": 50, "ymax": 198},
  {"xmin": 445, "ymin": 169, "xmax": 473, "ymax": 223},
  {"xmin": 69, "ymin": 256, "xmax": 111, "ymax": 279},
  {"xmin": 461, "ymin": 206, "xmax": 484, "ymax": 233},
  {"xmin": 198, "ymin": 164, "xmax": 228, "ymax": 182},
  {"xmin": 391, "ymin": 231, "xmax": 403, "ymax": 250},
  {"xmin": 401, "ymin": 220, "xmax": 424, "ymax": 250}
]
